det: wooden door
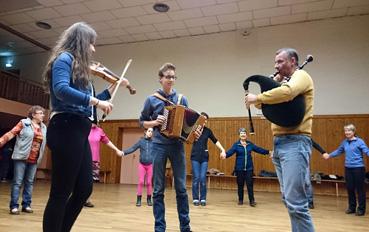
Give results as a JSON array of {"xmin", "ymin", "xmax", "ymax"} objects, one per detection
[{"xmin": 120, "ymin": 128, "xmax": 144, "ymax": 184}]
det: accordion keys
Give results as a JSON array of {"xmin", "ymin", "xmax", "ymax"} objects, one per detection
[{"xmin": 160, "ymin": 105, "xmax": 205, "ymax": 143}]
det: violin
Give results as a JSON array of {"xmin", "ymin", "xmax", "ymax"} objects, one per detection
[{"xmin": 90, "ymin": 61, "xmax": 136, "ymax": 95}]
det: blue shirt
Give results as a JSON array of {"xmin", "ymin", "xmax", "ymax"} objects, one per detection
[
  {"xmin": 226, "ymin": 140, "xmax": 269, "ymax": 171},
  {"xmin": 329, "ymin": 137, "xmax": 369, "ymax": 168},
  {"xmin": 139, "ymin": 89, "xmax": 188, "ymax": 144},
  {"xmin": 50, "ymin": 52, "xmax": 111, "ymax": 117}
]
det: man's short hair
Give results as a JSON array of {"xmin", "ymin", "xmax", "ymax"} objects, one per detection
[
  {"xmin": 158, "ymin": 63, "xmax": 176, "ymax": 77},
  {"xmin": 276, "ymin": 48, "xmax": 299, "ymax": 65}
]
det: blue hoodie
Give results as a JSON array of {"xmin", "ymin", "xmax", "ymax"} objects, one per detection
[{"xmin": 226, "ymin": 140, "xmax": 269, "ymax": 171}]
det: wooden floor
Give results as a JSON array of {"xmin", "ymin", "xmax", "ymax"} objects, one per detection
[{"xmin": 0, "ymin": 181, "xmax": 368, "ymax": 232}]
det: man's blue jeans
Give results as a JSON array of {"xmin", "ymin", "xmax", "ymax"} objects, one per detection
[
  {"xmin": 152, "ymin": 142, "xmax": 190, "ymax": 232},
  {"xmin": 306, "ymin": 171, "xmax": 314, "ymax": 204},
  {"xmin": 10, "ymin": 160, "xmax": 38, "ymax": 209},
  {"xmin": 191, "ymin": 160, "xmax": 208, "ymax": 201},
  {"xmin": 272, "ymin": 135, "xmax": 315, "ymax": 232}
]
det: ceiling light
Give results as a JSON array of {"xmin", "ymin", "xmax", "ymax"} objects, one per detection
[
  {"xmin": 5, "ymin": 58, "xmax": 13, "ymax": 68},
  {"xmin": 36, "ymin": 21, "xmax": 52, "ymax": 30},
  {"xmin": 153, "ymin": 3, "xmax": 170, "ymax": 13}
]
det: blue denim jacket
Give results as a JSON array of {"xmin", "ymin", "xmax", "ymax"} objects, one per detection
[
  {"xmin": 50, "ymin": 52, "xmax": 111, "ymax": 117},
  {"xmin": 139, "ymin": 89, "xmax": 188, "ymax": 144},
  {"xmin": 330, "ymin": 137, "xmax": 369, "ymax": 168},
  {"xmin": 226, "ymin": 140, "xmax": 269, "ymax": 171},
  {"xmin": 12, "ymin": 118, "xmax": 47, "ymax": 164},
  {"xmin": 123, "ymin": 137, "xmax": 153, "ymax": 165}
]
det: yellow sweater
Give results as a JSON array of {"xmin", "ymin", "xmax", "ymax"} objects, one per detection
[{"xmin": 256, "ymin": 69, "xmax": 314, "ymax": 136}]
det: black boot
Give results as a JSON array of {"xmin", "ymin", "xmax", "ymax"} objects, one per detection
[
  {"xmin": 147, "ymin": 195, "xmax": 152, "ymax": 206},
  {"xmin": 136, "ymin": 195, "xmax": 142, "ymax": 207}
]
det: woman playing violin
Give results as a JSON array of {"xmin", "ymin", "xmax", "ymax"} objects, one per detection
[{"xmin": 42, "ymin": 22, "xmax": 128, "ymax": 232}]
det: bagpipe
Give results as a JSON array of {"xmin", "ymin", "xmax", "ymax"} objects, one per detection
[{"xmin": 243, "ymin": 55, "xmax": 313, "ymax": 134}]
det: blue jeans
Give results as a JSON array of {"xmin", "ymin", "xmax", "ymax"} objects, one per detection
[
  {"xmin": 10, "ymin": 160, "xmax": 38, "ymax": 209},
  {"xmin": 306, "ymin": 171, "xmax": 314, "ymax": 204},
  {"xmin": 191, "ymin": 160, "xmax": 208, "ymax": 201},
  {"xmin": 152, "ymin": 142, "xmax": 190, "ymax": 232},
  {"xmin": 272, "ymin": 135, "xmax": 315, "ymax": 232}
]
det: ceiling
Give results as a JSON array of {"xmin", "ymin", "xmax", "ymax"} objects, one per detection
[{"xmin": 0, "ymin": 0, "xmax": 369, "ymax": 57}]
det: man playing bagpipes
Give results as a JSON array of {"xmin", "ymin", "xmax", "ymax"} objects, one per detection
[{"xmin": 245, "ymin": 48, "xmax": 315, "ymax": 232}]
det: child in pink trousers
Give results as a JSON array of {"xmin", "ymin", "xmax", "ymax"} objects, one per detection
[{"xmin": 123, "ymin": 128, "xmax": 153, "ymax": 206}]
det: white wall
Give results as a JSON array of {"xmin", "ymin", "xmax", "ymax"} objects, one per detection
[{"xmin": 12, "ymin": 15, "xmax": 369, "ymax": 119}]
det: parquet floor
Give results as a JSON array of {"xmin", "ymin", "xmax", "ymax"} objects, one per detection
[{"xmin": 0, "ymin": 181, "xmax": 367, "ymax": 231}]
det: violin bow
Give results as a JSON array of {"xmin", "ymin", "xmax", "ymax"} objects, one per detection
[{"xmin": 101, "ymin": 59, "xmax": 132, "ymax": 121}]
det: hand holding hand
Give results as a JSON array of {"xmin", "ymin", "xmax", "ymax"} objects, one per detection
[
  {"xmin": 269, "ymin": 150, "xmax": 274, "ymax": 158},
  {"xmin": 220, "ymin": 152, "xmax": 226, "ymax": 159},
  {"xmin": 116, "ymin": 150, "xmax": 123, "ymax": 157},
  {"xmin": 322, "ymin": 153, "xmax": 330, "ymax": 160}
]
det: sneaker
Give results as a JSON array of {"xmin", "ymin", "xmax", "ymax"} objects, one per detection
[
  {"xmin": 345, "ymin": 208, "xmax": 355, "ymax": 214},
  {"xmin": 84, "ymin": 201, "xmax": 95, "ymax": 208},
  {"xmin": 249, "ymin": 201, "xmax": 257, "ymax": 207},
  {"xmin": 22, "ymin": 206, "xmax": 33, "ymax": 213},
  {"xmin": 10, "ymin": 208, "xmax": 20, "ymax": 215},
  {"xmin": 193, "ymin": 200, "xmax": 199, "ymax": 206},
  {"xmin": 200, "ymin": 200, "xmax": 206, "ymax": 206},
  {"xmin": 355, "ymin": 210, "xmax": 365, "ymax": 216}
]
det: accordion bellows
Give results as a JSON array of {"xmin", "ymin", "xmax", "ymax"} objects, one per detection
[{"xmin": 161, "ymin": 105, "xmax": 206, "ymax": 143}]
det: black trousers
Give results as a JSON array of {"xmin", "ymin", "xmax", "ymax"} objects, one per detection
[
  {"xmin": 43, "ymin": 113, "xmax": 93, "ymax": 232},
  {"xmin": 236, "ymin": 170, "xmax": 254, "ymax": 203},
  {"xmin": 345, "ymin": 167, "xmax": 366, "ymax": 212}
]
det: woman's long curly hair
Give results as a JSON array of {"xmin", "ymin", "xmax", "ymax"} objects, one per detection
[{"xmin": 43, "ymin": 22, "xmax": 97, "ymax": 92}]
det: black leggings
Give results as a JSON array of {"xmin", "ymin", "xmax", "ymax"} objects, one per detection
[
  {"xmin": 43, "ymin": 113, "xmax": 93, "ymax": 232},
  {"xmin": 236, "ymin": 170, "xmax": 254, "ymax": 203}
]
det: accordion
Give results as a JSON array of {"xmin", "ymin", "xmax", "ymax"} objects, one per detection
[{"xmin": 160, "ymin": 105, "xmax": 206, "ymax": 143}]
